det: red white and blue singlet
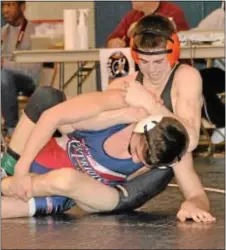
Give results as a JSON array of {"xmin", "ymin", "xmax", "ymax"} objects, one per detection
[
  {"xmin": 67, "ymin": 124, "xmax": 142, "ymax": 185},
  {"xmin": 31, "ymin": 124, "xmax": 142, "ymax": 186}
]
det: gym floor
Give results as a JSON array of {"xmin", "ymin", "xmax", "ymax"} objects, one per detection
[{"xmin": 2, "ymin": 156, "xmax": 225, "ymax": 249}]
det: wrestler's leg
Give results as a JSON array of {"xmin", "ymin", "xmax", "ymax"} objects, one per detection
[
  {"xmin": 2, "ymin": 135, "xmax": 76, "ymax": 219},
  {"xmin": 2, "ymin": 168, "xmax": 118, "ymax": 211},
  {"xmin": 1, "ymin": 168, "xmax": 116, "ymax": 219},
  {"xmin": 28, "ymin": 165, "xmax": 173, "ymax": 213},
  {"xmin": 2, "ymin": 164, "xmax": 174, "ymax": 217},
  {"xmin": 29, "ymin": 166, "xmax": 173, "ymax": 213},
  {"xmin": 1, "ymin": 166, "xmax": 76, "ymax": 219},
  {"xmin": 1, "ymin": 193, "xmax": 96, "ymax": 219},
  {"xmin": 2, "ymin": 87, "xmax": 66, "ymax": 175},
  {"xmin": 2, "ymin": 196, "xmax": 30, "ymax": 219},
  {"xmin": 30, "ymin": 168, "xmax": 119, "ymax": 212}
]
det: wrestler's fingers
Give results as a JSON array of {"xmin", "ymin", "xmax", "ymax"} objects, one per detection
[
  {"xmin": 192, "ymin": 214, "xmax": 202, "ymax": 223},
  {"xmin": 177, "ymin": 215, "xmax": 186, "ymax": 222},
  {"xmin": 194, "ymin": 210, "xmax": 216, "ymax": 222},
  {"xmin": 25, "ymin": 188, "xmax": 33, "ymax": 201},
  {"xmin": 196, "ymin": 212, "xmax": 210, "ymax": 222},
  {"xmin": 177, "ymin": 211, "xmax": 188, "ymax": 222},
  {"xmin": 200, "ymin": 212, "xmax": 216, "ymax": 223}
]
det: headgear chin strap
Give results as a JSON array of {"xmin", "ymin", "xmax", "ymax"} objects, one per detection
[
  {"xmin": 130, "ymin": 29, "xmax": 180, "ymax": 67},
  {"xmin": 133, "ymin": 115, "xmax": 163, "ymax": 133}
]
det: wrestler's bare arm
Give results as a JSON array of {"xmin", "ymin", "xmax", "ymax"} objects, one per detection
[
  {"xmin": 174, "ymin": 153, "xmax": 209, "ymax": 207},
  {"xmin": 154, "ymin": 66, "xmax": 202, "ymax": 152},
  {"xmin": 66, "ymin": 76, "xmax": 147, "ymax": 132},
  {"xmin": 173, "ymin": 153, "xmax": 210, "ymax": 213},
  {"xmin": 58, "ymin": 107, "xmax": 146, "ymax": 142},
  {"xmin": 125, "ymin": 66, "xmax": 203, "ymax": 152},
  {"xmin": 172, "ymin": 66, "xmax": 203, "ymax": 151},
  {"xmin": 14, "ymin": 90, "xmax": 128, "ymax": 175},
  {"xmin": 70, "ymin": 107, "xmax": 148, "ymax": 131}
]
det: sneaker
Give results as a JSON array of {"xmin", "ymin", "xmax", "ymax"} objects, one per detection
[
  {"xmin": 211, "ymin": 128, "xmax": 225, "ymax": 144},
  {"xmin": 34, "ymin": 196, "xmax": 76, "ymax": 216}
]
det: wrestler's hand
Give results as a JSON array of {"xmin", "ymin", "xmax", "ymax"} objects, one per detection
[
  {"xmin": 177, "ymin": 200, "xmax": 216, "ymax": 223},
  {"xmin": 125, "ymin": 80, "xmax": 163, "ymax": 111},
  {"xmin": 7, "ymin": 174, "xmax": 32, "ymax": 202}
]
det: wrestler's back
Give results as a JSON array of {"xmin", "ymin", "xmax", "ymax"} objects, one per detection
[{"xmin": 67, "ymin": 124, "xmax": 143, "ymax": 178}]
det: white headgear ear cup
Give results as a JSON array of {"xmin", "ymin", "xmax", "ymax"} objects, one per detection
[{"xmin": 133, "ymin": 115, "xmax": 163, "ymax": 133}]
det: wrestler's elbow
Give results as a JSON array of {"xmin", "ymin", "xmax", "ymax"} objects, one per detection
[{"xmin": 40, "ymin": 108, "xmax": 62, "ymax": 129}]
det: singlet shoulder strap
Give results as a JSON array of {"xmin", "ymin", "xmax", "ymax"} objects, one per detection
[
  {"xmin": 135, "ymin": 63, "xmax": 181, "ymax": 112},
  {"xmin": 160, "ymin": 63, "xmax": 182, "ymax": 112},
  {"xmin": 161, "ymin": 63, "xmax": 181, "ymax": 99},
  {"xmin": 135, "ymin": 71, "xmax": 144, "ymax": 84}
]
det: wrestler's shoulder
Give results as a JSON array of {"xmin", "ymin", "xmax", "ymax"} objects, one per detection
[
  {"xmin": 177, "ymin": 64, "xmax": 199, "ymax": 74},
  {"xmin": 108, "ymin": 72, "xmax": 138, "ymax": 90},
  {"xmin": 177, "ymin": 64, "xmax": 201, "ymax": 76},
  {"xmin": 175, "ymin": 64, "xmax": 202, "ymax": 86}
]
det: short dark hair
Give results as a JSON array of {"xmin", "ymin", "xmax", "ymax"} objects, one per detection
[
  {"xmin": 132, "ymin": 14, "xmax": 176, "ymax": 50},
  {"xmin": 143, "ymin": 117, "xmax": 189, "ymax": 167}
]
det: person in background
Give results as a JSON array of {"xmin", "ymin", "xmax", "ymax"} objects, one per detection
[
  {"xmin": 107, "ymin": 1, "xmax": 189, "ymax": 48},
  {"xmin": 1, "ymin": 1, "xmax": 42, "ymax": 137},
  {"xmin": 195, "ymin": 1, "xmax": 225, "ymax": 144}
]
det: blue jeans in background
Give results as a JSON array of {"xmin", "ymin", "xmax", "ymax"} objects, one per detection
[{"xmin": 1, "ymin": 68, "xmax": 37, "ymax": 135}]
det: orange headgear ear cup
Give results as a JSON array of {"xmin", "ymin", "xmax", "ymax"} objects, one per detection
[
  {"xmin": 130, "ymin": 32, "xmax": 181, "ymax": 67},
  {"xmin": 167, "ymin": 33, "xmax": 180, "ymax": 67},
  {"xmin": 130, "ymin": 37, "xmax": 139, "ymax": 64}
]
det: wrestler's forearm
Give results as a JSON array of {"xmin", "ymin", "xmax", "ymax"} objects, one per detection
[
  {"xmin": 73, "ymin": 107, "xmax": 146, "ymax": 131},
  {"xmin": 73, "ymin": 109, "xmax": 127, "ymax": 130},
  {"xmin": 174, "ymin": 153, "xmax": 210, "ymax": 212}
]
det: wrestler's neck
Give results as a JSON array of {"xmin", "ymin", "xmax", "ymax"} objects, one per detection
[{"xmin": 143, "ymin": 65, "xmax": 173, "ymax": 90}]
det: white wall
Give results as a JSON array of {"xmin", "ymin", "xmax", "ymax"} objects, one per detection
[{"xmin": 25, "ymin": 1, "xmax": 96, "ymax": 96}]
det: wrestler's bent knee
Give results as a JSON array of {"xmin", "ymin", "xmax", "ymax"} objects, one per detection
[
  {"xmin": 49, "ymin": 168, "xmax": 78, "ymax": 195},
  {"xmin": 24, "ymin": 86, "xmax": 66, "ymax": 123}
]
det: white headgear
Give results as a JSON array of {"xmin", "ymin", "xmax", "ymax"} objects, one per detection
[{"xmin": 133, "ymin": 115, "xmax": 163, "ymax": 133}]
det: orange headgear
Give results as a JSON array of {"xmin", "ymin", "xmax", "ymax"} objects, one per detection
[{"xmin": 130, "ymin": 29, "xmax": 180, "ymax": 67}]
